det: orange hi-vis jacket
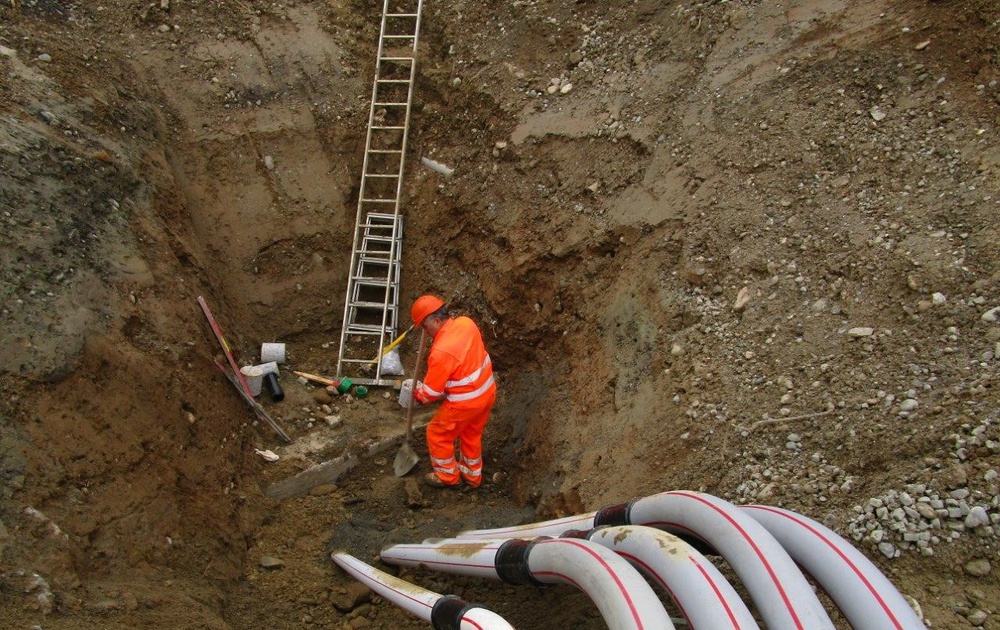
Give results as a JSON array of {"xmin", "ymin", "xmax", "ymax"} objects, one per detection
[{"xmin": 414, "ymin": 316, "xmax": 495, "ymax": 409}]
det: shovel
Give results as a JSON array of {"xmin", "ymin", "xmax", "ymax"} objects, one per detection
[{"xmin": 394, "ymin": 328, "xmax": 427, "ymax": 477}]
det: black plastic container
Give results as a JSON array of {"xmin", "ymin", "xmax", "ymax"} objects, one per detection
[{"xmin": 263, "ymin": 372, "xmax": 284, "ymax": 402}]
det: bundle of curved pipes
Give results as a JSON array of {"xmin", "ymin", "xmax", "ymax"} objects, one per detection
[{"xmin": 331, "ymin": 490, "xmax": 928, "ymax": 630}]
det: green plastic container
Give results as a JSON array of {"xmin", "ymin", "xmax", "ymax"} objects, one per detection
[
  {"xmin": 355, "ymin": 386, "xmax": 368, "ymax": 399},
  {"xmin": 337, "ymin": 377, "xmax": 353, "ymax": 394}
]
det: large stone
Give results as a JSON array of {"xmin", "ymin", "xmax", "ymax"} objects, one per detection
[
  {"xmin": 967, "ymin": 609, "xmax": 988, "ymax": 626},
  {"xmin": 965, "ymin": 506, "xmax": 989, "ymax": 529},
  {"xmin": 309, "ymin": 483, "xmax": 338, "ymax": 496},
  {"xmin": 331, "ymin": 582, "xmax": 372, "ymax": 612},
  {"xmin": 964, "ymin": 558, "xmax": 992, "ymax": 577},
  {"xmin": 733, "ymin": 286, "xmax": 752, "ymax": 312},
  {"xmin": 404, "ymin": 478, "xmax": 423, "ymax": 508},
  {"xmin": 259, "ymin": 556, "xmax": 284, "ymax": 569},
  {"xmin": 937, "ymin": 464, "xmax": 968, "ymax": 489}
]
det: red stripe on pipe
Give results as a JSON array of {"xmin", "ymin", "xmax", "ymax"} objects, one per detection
[
  {"xmin": 615, "ymin": 550, "xmax": 694, "ymax": 628},
  {"xmin": 390, "ymin": 557, "xmax": 497, "ymax": 572},
  {"xmin": 744, "ymin": 505, "xmax": 905, "ymax": 630},
  {"xmin": 536, "ymin": 538, "xmax": 646, "ymax": 629},
  {"xmin": 687, "ymin": 554, "xmax": 745, "ymax": 629},
  {"xmin": 465, "ymin": 514, "xmax": 596, "ymax": 537},
  {"xmin": 645, "ymin": 491, "xmax": 806, "ymax": 630}
]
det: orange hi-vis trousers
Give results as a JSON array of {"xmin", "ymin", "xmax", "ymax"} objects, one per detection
[{"xmin": 426, "ymin": 393, "xmax": 495, "ymax": 487}]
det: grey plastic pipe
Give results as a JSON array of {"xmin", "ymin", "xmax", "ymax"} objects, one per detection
[
  {"xmin": 741, "ymin": 505, "xmax": 927, "ymax": 630},
  {"xmin": 564, "ymin": 525, "xmax": 760, "ymax": 629},
  {"xmin": 459, "ymin": 490, "xmax": 835, "ymax": 630},
  {"xmin": 331, "ymin": 552, "xmax": 516, "ymax": 630},
  {"xmin": 380, "ymin": 536, "xmax": 676, "ymax": 630}
]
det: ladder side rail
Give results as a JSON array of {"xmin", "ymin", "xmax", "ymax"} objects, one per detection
[
  {"xmin": 337, "ymin": 0, "xmax": 399, "ymax": 378},
  {"xmin": 370, "ymin": 0, "xmax": 423, "ymax": 380},
  {"xmin": 376, "ymin": 0, "xmax": 423, "ymax": 367}
]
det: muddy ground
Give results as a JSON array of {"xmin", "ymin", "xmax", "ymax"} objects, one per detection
[{"xmin": 1, "ymin": 0, "xmax": 998, "ymax": 628}]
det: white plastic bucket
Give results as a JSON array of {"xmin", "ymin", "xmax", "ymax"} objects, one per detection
[
  {"xmin": 261, "ymin": 342, "xmax": 286, "ymax": 364},
  {"xmin": 240, "ymin": 365, "xmax": 265, "ymax": 396},
  {"xmin": 397, "ymin": 379, "xmax": 414, "ymax": 408},
  {"xmin": 258, "ymin": 361, "xmax": 279, "ymax": 375}
]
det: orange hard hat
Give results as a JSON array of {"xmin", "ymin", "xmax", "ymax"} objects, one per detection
[{"xmin": 411, "ymin": 294, "xmax": 445, "ymax": 327}]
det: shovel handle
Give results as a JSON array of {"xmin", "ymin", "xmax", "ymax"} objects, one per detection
[{"xmin": 406, "ymin": 328, "xmax": 427, "ymax": 442}]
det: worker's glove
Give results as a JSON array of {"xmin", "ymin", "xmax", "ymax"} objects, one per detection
[{"xmin": 398, "ymin": 378, "xmax": 421, "ymax": 408}]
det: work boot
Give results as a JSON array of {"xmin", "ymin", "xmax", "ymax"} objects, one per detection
[{"xmin": 423, "ymin": 473, "xmax": 459, "ymax": 489}]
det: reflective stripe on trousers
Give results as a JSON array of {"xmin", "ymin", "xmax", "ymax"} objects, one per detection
[
  {"xmin": 425, "ymin": 397, "xmax": 494, "ymax": 487},
  {"xmin": 431, "ymin": 454, "xmax": 457, "ymax": 476}
]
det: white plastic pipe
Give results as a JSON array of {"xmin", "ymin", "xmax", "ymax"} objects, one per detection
[
  {"xmin": 331, "ymin": 552, "xmax": 515, "ymax": 630},
  {"xmin": 460, "ymin": 511, "xmax": 600, "ymax": 538},
  {"xmin": 381, "ymin": 537, "xmax": 676, "ymax": 630},
  {"xmin": 460, "ymin": 491, "xmax": 835, "ymax": 630},
  {"xmin": 578, "ymin": 525, "xmax": 760, "ymax": 630},
  {"xmin": 421, "ymin": 156, "xmax": 455, "ymax": 177},
  {"xmin": 741, "ymin": 505, "xmax": 927, "ymax": 630},
  {"xmin": 384, "ymin": 538, "xmax": 500, "ymax": 578},
  {"xmin": 628, "ymin": 492, "xmax": 834, "ymax": 630}
]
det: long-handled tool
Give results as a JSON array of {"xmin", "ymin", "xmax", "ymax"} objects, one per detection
[
  {"xmin": 393, "ymin": 328, "xmax": 426, "ymax": 477},
  {"xmin": 292, "ymin": 370, "xmax": 339, "ymax": 387},
  {"xmin": 369, "ymin": 324, "xmax": 414, "ymax": 365},
  {"xmin": 213, "ymin": 358, "xmax": 292, "ymax": 443},
  {"xmin": 198, "ymin": 296, "xmax": 292, "ymax": 443}
]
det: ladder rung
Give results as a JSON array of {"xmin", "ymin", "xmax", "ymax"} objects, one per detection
[
  {"xmin": 364, "ymin": 173, "xmax": 401, "ymax": 179},
  {"xmin": 360, "ymin": 198, "xmax": 397, "ymax": 203},
  {"xmin": 343, "ymin": 377, "xmax": 405, "ymax": 387},
  {"xmin": 373, "ymin": 101, "xmax": 409, "ymax": 108},
  {"xmin": 385, "ymin": 13, "xmax": 419, "ymax": 18},
  {"xmin": 366, "ymin": 212, "xmax": 400, "ymax": 221},
  {"xmin": 379, "ymin": 56, "xmax": 415, "ymax": 62},
  {"xmin": 353, "ymin": 274, "xmax": 396, "ymax": 284},
  {"xmin": 370, "ymin": 124, "xmax": 406, "ymax": 130},
  {"xmin": 368, "ymin": 148, "xmax": 404, "ymax": 154},
  {"xmin": 375, "ymin": 79, "xmax": 411, "ymax": 85},
  {"xmin": 345, "ymin": 324, "xmax": 395, "ymax": 338},
  {"xmin": 350, "ymin": 299, "xmax": 398, "ymax": 309},
  {"xmin": 345, "ymin": 326, "xmax": 388, "ymax": 335},
  {"xmin": 383, "ymin": 35, "xmax": 416, "ymax": 40}
]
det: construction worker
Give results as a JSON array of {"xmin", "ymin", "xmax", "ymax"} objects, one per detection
[{"xmin": 402, "ymin": 295, "xmax": 496, "ymax": 488}]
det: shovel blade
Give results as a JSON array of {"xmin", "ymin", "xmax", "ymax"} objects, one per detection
[{"xmin": 393, "ymin": 440, "xmax": 419, "ymax": 477}]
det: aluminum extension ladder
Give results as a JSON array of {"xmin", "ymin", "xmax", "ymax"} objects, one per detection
[{"xmin": 336, "ymin": 0, "xmax": 424, "ymax": 387}]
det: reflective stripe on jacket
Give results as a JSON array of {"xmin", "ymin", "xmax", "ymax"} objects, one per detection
[{"xmin": 415, "ymin": 316, "xmax": 495, "ymax": 409}]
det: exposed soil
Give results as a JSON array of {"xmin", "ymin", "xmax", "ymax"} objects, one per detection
[{"xmin": 1, "ymin": 0, "xmax": 998, "ymax": 628}]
